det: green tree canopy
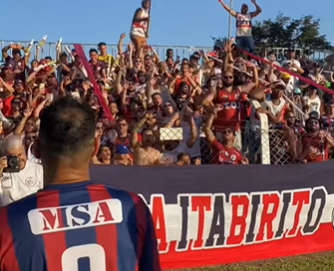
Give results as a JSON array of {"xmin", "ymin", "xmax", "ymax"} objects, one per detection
[{"xmin": 213, "ymin": 13, "xmax": 332, "ymax": 52}]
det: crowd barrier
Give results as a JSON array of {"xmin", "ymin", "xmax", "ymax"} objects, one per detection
[
  {"xmin": 0, "ymin": 39, "xmax": 331, "ymax": 63},
  {"xmin": 0, "ymin": 40, "xmax": 211, "ymax": 62},
  {"xmin": 90, "ymin": 162, "xmax": 334, "ymax": 270}
]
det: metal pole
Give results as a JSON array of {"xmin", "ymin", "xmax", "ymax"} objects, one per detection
[{"xmin": 227, "ymin": 0, "xmax": 233, "ymax": 39}]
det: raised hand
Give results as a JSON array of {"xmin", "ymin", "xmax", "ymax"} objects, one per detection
[{"xmin": 23, "ymin": 106, "xmax": 33, "ymax": 118}]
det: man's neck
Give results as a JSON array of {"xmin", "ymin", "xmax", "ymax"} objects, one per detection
[
  {"xmin": 308, "ymin": 131, "xmax": 319, "ymax": 138},
  {"xmin": 44, "ymin": 166, "xmax": 90, "ymax": 186},
  {"xmin": 224, "ymin": 141, "xmax": 234, "ymax": 148},
  {"xmin": 223, "ymin": 86, "xmax": 233, "ymax": 92},
  {"xmin": 101, "ymin": 159, "xmax": 111, "ymax": 165}
]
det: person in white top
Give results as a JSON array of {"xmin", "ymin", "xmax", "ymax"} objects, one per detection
[
  {"xmin": 303, "ymin": 86, "xmax": 323, "ymax": 118},
  {"xmin": 0, "ymin": 135, "xmax": 43, "ymax": 206},
  {"xmin": 218, "ymin": 0, "xmax": 262, "ymax": 53},
  {"xmin": 130, "ymin": 0, "xmax": 150, "ymax": 56}
]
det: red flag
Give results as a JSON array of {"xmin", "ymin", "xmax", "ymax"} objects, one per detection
[{"xmin": 73, "ymin": 44, "xmax": 113, "ymax": 121}]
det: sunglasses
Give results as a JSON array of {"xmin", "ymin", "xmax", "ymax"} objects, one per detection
[
  {"xmin": 165, "ymin": 103, "xmax": 172, "ymax": 107},
  {"xmin": 223, "ymin": 129, "xmax": 233, "ymax": 134},
  {"xmin": 224, "ymin": 76, "xmax": 233, "ymax": 80}
]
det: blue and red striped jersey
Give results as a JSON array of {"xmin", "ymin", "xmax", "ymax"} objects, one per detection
[{"xmin": 0, "ymin": 181, "xmax": 161, "ymax": 271}]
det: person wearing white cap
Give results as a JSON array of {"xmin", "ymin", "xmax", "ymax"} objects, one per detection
[{"xmin": 250, "ymin": 80, "xmax": 288, "ymax": 127}]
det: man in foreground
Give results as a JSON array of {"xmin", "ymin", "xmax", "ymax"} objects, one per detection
[{"xmin": 0, "ymin": 96, "xmax": 161, "ymax": 271}]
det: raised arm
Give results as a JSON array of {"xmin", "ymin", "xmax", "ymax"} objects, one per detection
[
  {"xmin": 218, "ymin": 0, "xmax": 237, "ymax": 17},
  {"xmin": 249, "ymin": 0, "xmax": 262, "ymax": 18}
]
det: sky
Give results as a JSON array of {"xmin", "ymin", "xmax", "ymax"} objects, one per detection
[{"xmin": 2, "ymin": 0, "xmax": 334, "ymax": 48}]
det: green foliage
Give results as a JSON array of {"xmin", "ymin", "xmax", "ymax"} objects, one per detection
[{"xmin": 213, "ymin": 13, "xmax": 333, "ymax": 52}]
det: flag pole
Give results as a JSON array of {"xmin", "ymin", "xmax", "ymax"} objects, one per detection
[
  {"xmin": 146, "ymin": 0, "xmax": 152, "ymax": 38},
  {"xmin": 227, "ymin": 0, "xmax": 233, "ymax": 39}
]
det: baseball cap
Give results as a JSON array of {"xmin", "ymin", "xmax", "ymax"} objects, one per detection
[
  {"xmin": 13, "ymin": 79, "xmax": 23, "ymax": 85},
  {"xmin": 308, "ymin": 111, "xmax": 320, "ymax": 121},
  {"xmin": 280, "ymin": 73, "xmax": 290, "ymax": 80},
  {"xmin": 293, "ymin": 88, "xmax": 302, "ymax": 94},
  {"xmin": 115, "ymin": 145, "xmax": 130, "ymax": 155},
  {"xmin": 191, "ymin": 52, "xmax": 200, "ymax": 59}
]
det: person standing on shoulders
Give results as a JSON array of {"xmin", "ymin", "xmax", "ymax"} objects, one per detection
[
  {"xmin": 130, "ymin": 0, "xmax": 151, "ymax": 55},
  {"xmin": 218, "ymin": 0, "xmax": 262, "ymax": 53},
  {"xmin": 0, "ymin": 135, "xmax": 43, "ymax": 206}
]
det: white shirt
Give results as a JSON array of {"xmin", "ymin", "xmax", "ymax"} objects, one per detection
[
  {"xmin": 236, "ymin": 13, "xmax": 252, "ymax": 37},
  {"xmin": 0, "ymin": 160, "xmax": 43, "ymax": 206},
  {"xmin": 303, "ymin": 95, "xmax": 321, "ymax": 117},
  {"xmin": 130, "ymin": 8, "xmax": 149, "ymax": 38}
]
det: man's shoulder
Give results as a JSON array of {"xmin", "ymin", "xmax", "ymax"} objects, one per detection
[
  {"xmin": 26, "ymin": 160, "xmax": 43, "ymax": 170},
  {"xmin": 88, "ymin": 183, "xmax": 144, "ymax": 205}
]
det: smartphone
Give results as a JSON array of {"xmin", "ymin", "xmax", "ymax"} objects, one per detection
[
  {"xmin": 46, "ymin": 93, "xmax": 53, "ymax": 102},
  {"xmin": 39, "ymin": 83, "xmax": 45, "ymax": 94},
  {"xmin": 159, "ymin": 128, "xmax": 183, "ymax": 141},
  {"xmin": 210, "ymin": 80, "xmax": 218, "ymax": 88}
]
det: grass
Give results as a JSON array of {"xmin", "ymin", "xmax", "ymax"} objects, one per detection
[{"xmin": 181, "ymin": 251, "xmax": 334, "ymax": 271}]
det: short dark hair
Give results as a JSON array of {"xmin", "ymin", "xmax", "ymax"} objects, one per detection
[
  {"xmin": 39, "ymin": 96, "xmax": 96, "ymax": 157},
  {"xmin": 89, "ymin": 49, "xmax": 98, "ymax": 55},
  {"xmin": 98, "ymin": 42, "xmax": 106, "ymax": 47}
]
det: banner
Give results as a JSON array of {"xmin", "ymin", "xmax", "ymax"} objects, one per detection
[
  {"xmin": 242, "ymin": 49, "xmax": 334, "ymax": 96},
  {"xmin": 73, "ymin": 44, "xmax": 113, "ymax": 121},
  {"xmin": 90, "ymin": 162, "xmax": 334, "ymax": 270}
]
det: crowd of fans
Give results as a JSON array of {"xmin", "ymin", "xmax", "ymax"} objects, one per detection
[
  {"xmin": 1, "ymin": 16, "xmax": 334, "ymax": 166},
  {"xmin": 1, "ymin": 37, "xmax": 333, "ymax": 166}
]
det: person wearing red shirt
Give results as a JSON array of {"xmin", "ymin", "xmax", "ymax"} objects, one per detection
[
  {"xmin": 2, "ymin": 79, "xmax": 25, "ymax": 118},
  {"xmin": 203, "ymin": 67, "xmax": 258, "ymax": 151},
  {"xmin": 300, "ymin": 111, "xmax": 334, "ymax": 163},
  {"xmin": 203, "ymin": 109, "xmax": 249, "ymax": 165}
]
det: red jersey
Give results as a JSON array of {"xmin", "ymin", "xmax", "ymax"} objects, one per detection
[
  {"xmin": 302, "ymin": 134, "xmax": 329, "ymax": 163},
  {"xmin": 2, "ymin": 95, "xmax": 14, "ymax": 117},
  {"xmin": 115, "ymin": 135, "xmax": 131, "ymax": 147},
  {"xmin": 211, "ymin": 139, "xmax": 243, "ymax": 165},
  {"xmin": 213, "ymin": 88, "xmax": 246, "ymax": 131}
]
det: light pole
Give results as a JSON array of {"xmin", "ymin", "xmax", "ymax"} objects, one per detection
[{"xmin": 227, "ymin": 0, "xmax": 233, "ymax": 39}]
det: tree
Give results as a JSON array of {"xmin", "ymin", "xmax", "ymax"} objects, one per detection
[{"xmin": 213, "ymin": 13, "xmax": 332, "ymax": 53}]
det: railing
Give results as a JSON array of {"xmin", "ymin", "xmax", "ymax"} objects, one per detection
[
  {"xmin": 0, "ymin": 40, "xmax": 212, "ymax": 62},
  {"xmin": 1, "ymin": 39, "xmax": 332, "ymax": 63}
]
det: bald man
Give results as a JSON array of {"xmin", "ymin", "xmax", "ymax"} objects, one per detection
[{"xmin": 0, "ymin": 135, "xmax": 43, "ymax": 206}]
